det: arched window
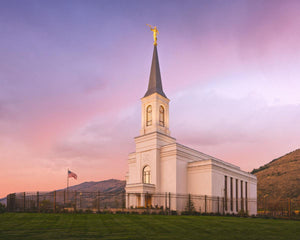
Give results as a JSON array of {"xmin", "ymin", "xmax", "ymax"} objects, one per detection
[
  {"xmin": 159, "ymin": 105, "xmax": 165, "ymax": 126},
  {"xmin": 146, "ymin": 105, "xmax": 152, "ymax": 126},
  {"xmin": 143, "ymin": 165, "xmax": 151, "ymax": 184}
]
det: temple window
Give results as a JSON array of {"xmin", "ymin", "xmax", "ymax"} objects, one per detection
[
  {"xmin": 159, "ymin": 105, "xmax": 165, "ymax": 126},
  {"xmin": 143, "ymin": 165, "xmax": 151, "ymax": 184},
  {"xmin": 146, "ymin": 105, "xmax": 152, "ymax": 126}
]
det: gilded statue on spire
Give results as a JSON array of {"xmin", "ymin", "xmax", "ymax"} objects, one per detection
[{"xmin": 147, "ymin": 24, "xmax": 159, "ymax": 46}]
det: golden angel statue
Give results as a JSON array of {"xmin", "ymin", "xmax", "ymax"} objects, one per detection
[{"xmin": 147, "ymin": 24, "xmax": 159, "ymax": 45}]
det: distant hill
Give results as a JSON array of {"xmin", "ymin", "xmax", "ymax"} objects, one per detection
[
  {"xmin": 2, "ymin": 179, "xmax": 125, "ymax": 206},
  {"xmin": 0, "ymin": 197, "xmax": 6, "ymax": 206},
  {"xmin": 58, "ymin": 179, "xmax": 126, "ymax": 193},
  {"xmin": 252, "ymin": 149, "xmax": 300, "ymax": 200}
]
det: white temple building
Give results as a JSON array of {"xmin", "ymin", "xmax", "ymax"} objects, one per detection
[{"xmin": 125, "ymin": 43, "xmax": 257, "ymax": 215}]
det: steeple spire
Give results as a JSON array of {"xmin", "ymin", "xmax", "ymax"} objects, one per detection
[{"xmin": 144, "ymin": 45, "xmax": 167, "ymax": 98}]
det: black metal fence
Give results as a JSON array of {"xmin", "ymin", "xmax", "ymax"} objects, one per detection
[
  {"xmin": 7, "ymin": 191, "xmax": 125, "ymax": 213},
  {"xmin": 6, "ymin": 191, "xmax": 256, "ymax": 215},
  {"xmin": 126, "ymin": 192, "xmax": 256, "ymax": 215},
  {"xmin": 257, "ymin": 197, "xmax": 300, "ymax": 218},
  {"xmin": 6, "ymin": 191, "xmax": 300, "ymax": 218}
]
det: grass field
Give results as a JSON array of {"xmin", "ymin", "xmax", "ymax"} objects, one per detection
[{"xmin": 0, "ymin": 213, "xmax": 299, "ymax": 240}]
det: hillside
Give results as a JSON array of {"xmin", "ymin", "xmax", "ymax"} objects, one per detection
[
  {"xmin": 2, "ymin": 179, "xmax": 125, "ymax": 206},
  {"xmin": 0, "ymin": 197, "xmax": 6, "ymax": 206},
  {"xmin": 252, "ymin": 149, "xmax": 300, "ymax": 200},
  {"xmin": 59, "ymin": 179, "xmax": 126, "ymax": 193}
]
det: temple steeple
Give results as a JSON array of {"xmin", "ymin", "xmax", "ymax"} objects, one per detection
[
  {"xmin": 144, "ymin": 45, "xmax": 167, "ymax": 98},
  {"xmin": 140, "ymin": 34, "xmax": 170, "ymax": 136}
]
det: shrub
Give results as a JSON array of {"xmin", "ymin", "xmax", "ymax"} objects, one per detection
[
  {"xmin": 130, "ymin": 211, "xmax": 139, "ymax": 215},
  {"xmin": 170, "ymin": 210, "xmax": 178, "ymax": 215},
  {"xmin": 0, "ymin": 203, "xmax": 6, "ymax": 213},
  {"xmin": 237, "ymin": 210, "xmax": 248, "ymax": 217},
  {"xmin": 102, "ymin": 210, "xmax": 112, "ymax": 214},
  {"xmin": 39, "ymin": 200, "xmax": 52, "ymax": 213},
  {"xmin": 62, "ymin": 209, "xmax": 69, "ymax": 213},
  {"xmin": 116, "ymin": 211, "xmax": 127, "ymax": 214},
  {"xmin": 158, "ymin": 210, "xmax": 166, "ymax": 215}
]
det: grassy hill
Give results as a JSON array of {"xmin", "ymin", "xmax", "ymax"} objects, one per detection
[{"xmin": 252, "ymin": 149, "xmax": 300, "ymax": 200}]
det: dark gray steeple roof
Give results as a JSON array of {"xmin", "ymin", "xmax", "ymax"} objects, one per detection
[{"xmin": 144, "ymin": 45, "xmax": 167, "ymax": 98}]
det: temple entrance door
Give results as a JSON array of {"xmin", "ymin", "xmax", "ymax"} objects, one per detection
[
  {"xmin": 137, "ymin": 194, "xmax": 141, "ymax": 207},
  {"xmin": 145, "ymin": 194, "xmax": 152, "ymax": 208}
]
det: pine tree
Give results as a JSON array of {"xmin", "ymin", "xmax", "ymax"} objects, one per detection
[{"xmin": 185, "ymin": 194, "xmax": 195, "ymax": 214}]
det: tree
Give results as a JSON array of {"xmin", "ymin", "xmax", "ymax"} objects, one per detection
[
  {"xmin": 0, "ymin": 203, "xmax": 6, "ymax": 213},
  {"xmin": 184, "ymin": 194, "xmax": 195, "ymax": 214}
]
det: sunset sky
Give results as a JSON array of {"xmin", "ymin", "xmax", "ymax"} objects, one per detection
[{"xmin": 1, "ymin": 0, "xmax": 300, "ymax": 198}]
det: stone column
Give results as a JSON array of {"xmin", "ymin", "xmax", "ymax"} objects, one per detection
[{"xmin": 141, "ymin": 193, "xmax": 145, "ymax": 207}]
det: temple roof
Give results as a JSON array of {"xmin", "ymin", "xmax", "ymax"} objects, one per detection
[{"xmin": 144, "ymin": 45, "xmax": 167, "ymax": 98}]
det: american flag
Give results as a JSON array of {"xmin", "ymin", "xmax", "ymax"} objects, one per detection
[{"xmin": 68, "ymin": 170, "xmax": 77, "ymax": 180}]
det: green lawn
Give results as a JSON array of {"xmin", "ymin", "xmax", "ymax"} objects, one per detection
[{"xmin": 0, "ymin": 213, "xmax": 299, "ymax": 240}]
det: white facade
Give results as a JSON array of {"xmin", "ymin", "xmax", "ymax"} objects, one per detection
[{"xmin": 125, "ymin": 46, "xmax": 257, "ymax": 215}]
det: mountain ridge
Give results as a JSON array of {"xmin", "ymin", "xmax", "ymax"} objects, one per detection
[
  {"xmin": 1, "ymin": 179, "xmax": 126, "ymax": 206},
  {"xmin": 58, "ymin": 179, "xmax": 126, "ymax": 193}
]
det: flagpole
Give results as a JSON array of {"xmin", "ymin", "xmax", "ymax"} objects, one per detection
[
  {"xmin": 67, "ymin": 168, "xmax": 69, "ymax": 191},
  {"xmin": 67, "ymin": 168, "xmax": 69, "ymax": 202}
]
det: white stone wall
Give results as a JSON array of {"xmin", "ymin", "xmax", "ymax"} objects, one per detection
[
  {"xmin": 126, "ymin": 104, "xmax": 257, "ymax": 214},
  {"xmin": 160, "ymin": 152, "xmax": 177, "ymax": 193},
  {"xmin": 176, "ymin": 159, "xmax": 188, "ymax": 194},
  {"xmin": 187, "ymin": 167, "xmax": 212, "ymax": 196}
]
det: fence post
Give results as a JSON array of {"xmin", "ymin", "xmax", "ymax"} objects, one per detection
[
  {"xmin": 23, "ymin": 192, "xmax": 26, "ymax": 212},
  {"xmin": 290, "ymin": 199, "xmax": 293, "ymax": 217},
  {"xmin": 122, "ymin": 192, "xmax": 125, "ymax": 210},
  {"xmin": 188, "ymin": 194, "xmax": 191, "ymax": 212},
  {"xmin": 165, "ymin": 192, "xmax": 167, "ymax": 212},
  {"xmin": 205, "ymin": 195, "xmax": 207, "ymax": 213},
  {"xmin": 63, "ymin": 190, "xmax": 66, "ymax": 207},
  {"xmin": 74, "ymin": 191, "xmax": 77, "ymax": 212},
  {"xmin": 6, "ymin": 194, "xmax": 10, "ymax": 212},
  {"xmin": 37, "ymin": 191, "xmax": 40, "ymax": 213},
  {"xmin": 53, "ymin": 191, "xmax": 56, "ymax": 213},
  {"xmin": 7, "ymin": 194, "xmax": 11, "ymax": 212},
  {"xmin": 8, "ymin": 193, "xmax": 16, "ymax": 212},
  {"xmin": 79, "ymin": 192, "xmax": 82, "ymax": 210},
  {"xmin": 241, "ymin": 197, "xmax": 244, "ymax": 212},
  {"xmin": 168, "ymin": 192, "xmax": 171, "ymax": 214},
  {"xmin": 217, "ymin": 196, "xmax": 219, "ymax": 214},
  {"xmin": 288, "ymin": 198, "xmax": 291, "ymax": 217},
  {"xmin": 97, "ymin": 191, "xmax": 100, "ymax": 212},
  {"xmin": 222, "ymin": 197, "xmax": 225, "ymax": 214}
]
